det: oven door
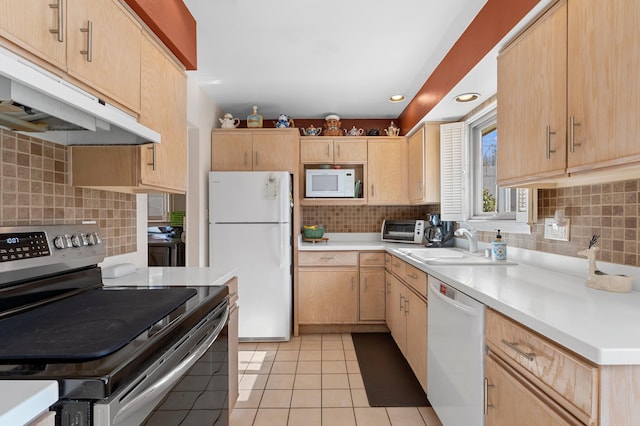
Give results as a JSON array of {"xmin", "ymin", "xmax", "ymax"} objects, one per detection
[{"xmin": 91, "ymin": 301, "xmax": 229, "ymax": 426}]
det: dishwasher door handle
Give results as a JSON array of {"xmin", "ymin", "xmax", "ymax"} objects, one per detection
[{"xmin": 428, "ymin": 281, "xmax": 479, "ymax": 316}]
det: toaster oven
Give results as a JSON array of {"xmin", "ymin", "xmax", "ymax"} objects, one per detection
[{"xmin": 381, "ymin": 219, "xmax": 425, "ymax": 244}]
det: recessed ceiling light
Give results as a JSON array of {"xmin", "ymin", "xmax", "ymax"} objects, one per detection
[
  {"xmin": 454, "ymin": 92, "xmax": 480, "ymax": 102},
  {"xmin": 389, "ymin": 94, "xmax": 406, "ymax": 103}
]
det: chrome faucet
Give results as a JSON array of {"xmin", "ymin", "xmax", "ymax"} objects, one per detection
[{"xmin": 454, "ymin": 227, "xmax": 478, "ymax": 252}]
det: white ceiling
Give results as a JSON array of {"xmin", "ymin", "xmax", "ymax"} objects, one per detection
[{"xmin": 183, "ymin": 0, "xmax": 552, "ymax": 123}]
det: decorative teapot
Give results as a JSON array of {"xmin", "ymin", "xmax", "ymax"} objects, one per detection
[
  {"xmin": 219, "ymin": 113, "xmax": 240, "ymax": 128},
  {"xmin": 274, "ymin": 114, "xmax": 294, "ymax": 128},
  {"xmin": 301, "ymin": 125, "xmax": 322, "ymax": 136},
  {"xmin": 323, "ymin": 114, "xmax": 342, "ymax": 136},
  {"xmin": 343, "ymin": 126, "xmax": 365, "ymax": 136},
  {"xmin": 367, "ymin": 128, "xmax": 380, "ymax": 136},
  {"xmin": 384, "ymin": 121, "xmax": 400, "ymax": 136}
]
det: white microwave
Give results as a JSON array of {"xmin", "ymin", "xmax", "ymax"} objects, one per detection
[{"xmin": 306, "ymin": 169, "xmax": 356, "ymax": 198}]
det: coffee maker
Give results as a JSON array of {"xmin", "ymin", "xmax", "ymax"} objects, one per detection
[{"xmin": 424, "ymin": 213, "xmax": 454, "ymax": 247}]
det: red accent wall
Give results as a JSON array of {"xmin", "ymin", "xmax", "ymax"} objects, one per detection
[
  {"xmin": 397, "ymin": 0, "xmax": 540, "ymax": 134},
  {"xmin": 123, "ymin": 0, "xmax": 197, "ymax": 70}
]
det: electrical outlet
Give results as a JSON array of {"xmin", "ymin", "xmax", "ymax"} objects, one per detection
[{"xmin": 544, "ymin": 218, "xmax": 570, "ymax": 241}]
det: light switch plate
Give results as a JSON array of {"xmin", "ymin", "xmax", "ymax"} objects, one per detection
[{"xmin": 544, "ymin": 218, "xmax": 570, "ymax": 241}]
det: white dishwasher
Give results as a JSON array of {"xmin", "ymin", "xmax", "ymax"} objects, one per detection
[{"xmin": 428, "ymin": 278, "xmax": 485, "ymax": 426}]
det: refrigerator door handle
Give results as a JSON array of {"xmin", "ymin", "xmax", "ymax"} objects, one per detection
[{"xmin": 280, "ymin": 225, "xmax": 286, "ymax": 268}]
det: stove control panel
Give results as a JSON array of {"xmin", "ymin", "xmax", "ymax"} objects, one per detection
[
  {"xmin": 0, "ymin": 224, "xmax": 106, "ymax": 284},
  {"xmin": 0, "ymin": 231, "xmax": 50, "ymax": 262}
]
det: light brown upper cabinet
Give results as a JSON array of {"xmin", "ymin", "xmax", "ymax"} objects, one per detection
[
  {"xmin": 300, "ymin": 137, "xmax": 367, "ymax": 164},
  {"xmin": 66, "ymin": 0, "xmax": 141, "ymax": 113},
  {"xmin": 212, "ymin": 129, "xmax": 298, "ymax": 172},
  {"xmin": 0, "ymin": 0, "xmax": 142, "ymax": 113},
  {"xmin": 0, "ymin": 0, "xmax": 67, "ymax": 70},
  {"xmin": 71, "ymin": 34, "xmax": 187, "ymax": 193},
  {"xmin": 367, "ymin": 137, "xmax": 408, "ymax": 205},
  {"xmin": 498, "ymin": 0, "xmax": 640, "ymax": 186},
  {"xmin": 407, "ymin": 123, "xmax": 441, "ymax": 204}
]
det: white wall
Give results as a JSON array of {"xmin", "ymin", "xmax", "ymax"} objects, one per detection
[{"xmin": 185, "ymin": 76, "xmax": 221, "ymax": 266}]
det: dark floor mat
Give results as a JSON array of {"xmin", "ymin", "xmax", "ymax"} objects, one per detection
[{"xmin": 351, "ymin": 332, "xmax": 430, "ymax": 407}]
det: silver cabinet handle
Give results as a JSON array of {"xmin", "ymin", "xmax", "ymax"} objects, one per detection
[
  {"xmin": 484, "ymin": 377, "xmax": 494, "ymax": 414},
  {"xmin": 320, "ymin": 256, "xmax": 335, "ymax": 261},
  {"xmin": 351, "ymin": 276, "xmax": 354, "ymax": 291},
  {"xmin": 49, "ymin": 0, "xmax": 64, "ymax": 42},
  {"xmin": 244, "ymin": 151, "xmax": 248, "ymax": 166},
  {"xmin": 364, "ymin": 277, "xmax": 368, "ymax": 291},
  {"xmin": 371, "ymin": 184, "xmax": 374, "ymax": 197},
  {"xmin": 500, "ymin": 339, "xmax": 536, "ymax": 361},
  {"xmin": 255, "ymin": 151, "xmax": 259, "ymax": 165},
  {"xmin": 399, "ymin": 294, "xmax": 404, "ymax": 312},
  {"xmin": 326, "ymin": 144, "xmax": 330, "ymax": 157},
  {"xmin": 80, "ymin": 20, "xmax": 93, "ymax": 62},
  {"xmin": 569, "ymin": 115, "xmax": 582, "ymax": 153},
  {"xmin": 147, "ymin": 144, "xmax": 156, "ymax": 171},
  {"xmin": 337, "ymin": 144, "xmax": 341, "ymax": 158},
  {"xmin": 407, "ymin": 272, "xmax": 418, "ymax": 280},
  {"xmin": 545, "ymin": 125, "xmax": 556, "ymax": 159},
  {"xmin": 404, "ymin": 298, "xmax": 410, "ymax": 314}
]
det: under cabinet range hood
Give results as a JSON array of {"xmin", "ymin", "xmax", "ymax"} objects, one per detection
[{"xmin": 0, "ymin": 47, "xmax": 160, "ymax": 146}]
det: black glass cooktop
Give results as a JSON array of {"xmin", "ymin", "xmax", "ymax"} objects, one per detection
[{"xmin": 0, "ymin": 288, "xmax": 196, "ymax": 361}]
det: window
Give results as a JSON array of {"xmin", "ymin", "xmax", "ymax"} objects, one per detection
[
  {"xmin": 469, "ymin": 110, "xmax": 516, "ymax": 219},
  {"xmin": 440, "ymin": 102, "xmax": 535, "ymax": 234}
]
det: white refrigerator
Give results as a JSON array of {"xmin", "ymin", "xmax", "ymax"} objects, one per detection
[{"xmin": 209, "ymin": 171, "xmax": 292, "ymax": 341}]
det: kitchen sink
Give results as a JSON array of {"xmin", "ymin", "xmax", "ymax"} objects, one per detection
[{"xmin": 396, "ymin": 247, "xmax": 517, "ymax": 265}]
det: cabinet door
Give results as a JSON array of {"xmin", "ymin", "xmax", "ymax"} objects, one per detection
[
  {"xmin": 252, "ymin": 131, "xmax": 297, "ymax": 171},
  {"xmin": 212, "ymin": 133, "xmax": 253, "ymax": 171},
  {"xmin": 486, "ymin": 353, "xmax": 582, "ymax": 426},
  {"xmin": 388, "ymin": 274, "xmax": 407, "ymax": 353},
  {"xmin": 407, "ymin": 124, "xmax": 440, "ymax": 204},
  {"xmin": 298, "ymin": 270, "xmax": 358, "ymax": 324},
  {"xmin": 334, "ymin": 139, "xmax": 367, "ymax": 163},
  {"xmin": 139, "ymin": 34, "xmax": 187, "ymax": 191},
  {"xmin": 0, "ymin": 0, "xmax": 67, "ymax": 69},
  {"xmin": 405, "ymin": 290, "xmax": 427, "ymax": 392},
  {"xmin": 497, "ymin": 2, "xmax": 567, "ymax": 185},
  {"xmin": 300, "ymin": 139, "xmax": 333, "ymax": 163},
  {"xmin": 359, "ymin": 269, "xmax": 385, "ymax": 321},
  {"xmin": 385, "ymin": 271, "xmax": 394, "ymax": 331},
  {"xmin": 67, "ymin": 0, "xmax": 141, "ymax": 112},
  {"xmin": 567, "ymin": 0, "xmax": 640, "ymax": 172},
  {"xmin": 367, "ymin": 138, "xmax": 407, "ymax": 204}
]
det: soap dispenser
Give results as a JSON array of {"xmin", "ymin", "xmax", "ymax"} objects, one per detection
[{"xmin": 492, "ymin": 229, "xmax": 507, "ymax": 261}]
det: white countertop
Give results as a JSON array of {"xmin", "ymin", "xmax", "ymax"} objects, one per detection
[
  {"xmin": 0, "ymin": 381, "xmax": 58, "ymax": 425},
  {"xmin": 299, "ymin": 233, "xmax": 640, "ymax": 365},
  {"xmin": 102, "ymin": 266, "xmax": 238, "ymax": 287}
]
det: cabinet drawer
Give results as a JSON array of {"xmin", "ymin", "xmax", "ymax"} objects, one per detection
[
  {"xmin": 389, "ymin": 255, "xmax": 403, "ymax": 276},
  {"xmin": 298, "ymin": 251, "xmax": 358, "ymax": 267},
  {"xmin": 401, "ymin": 263, "xmax": 427, "ymax": 297},
  {"xmin": 359, "ymin": 252, "xmax": 385, "ymax": 267},
  {"xmin": 486, "ymin": 309, "xmax": 598, "ymax": 422}
]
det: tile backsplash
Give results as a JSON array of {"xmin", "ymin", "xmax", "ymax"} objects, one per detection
[
  {"xmin": 303, "ymin": 179, "xmax": 640, "ymax": 267},
  {"xmin": 0, "ymin": 130, "xmax": 136, "ymax": 256},
  {"xmin": 484, "ymin": 180, "xmax": 639, "ymax": 267},
  {"xmin": 302, "ymin": 205, "xmax": 439, "ymax": 233}
]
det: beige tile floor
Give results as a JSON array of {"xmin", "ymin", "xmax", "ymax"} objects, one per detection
[{"xmin": 230, "ymin": 333, "xmax": 443, "ymax": 426}]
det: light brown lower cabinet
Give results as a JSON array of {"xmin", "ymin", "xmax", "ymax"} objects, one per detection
[
  {"xmin": 298, "ymin": 269, "xmax": 358, "ymax": 324},
  {"xmin": 385, "ymin": 255, "xmax": 428, "ymax": 392},
  {"xmin": 297, "ymin": 251, "xmax": 388, "ymax": 326},
  {"xmin": 485, "ymin": 351, "xmax": 583, "ymax": 426},
  {"xmin": 358, "ymin": 252, "xmax": 386, "ymax": 322},
  {"xmin": 226, "ymin": 277, "xmax": 239, "ymax": 413}
]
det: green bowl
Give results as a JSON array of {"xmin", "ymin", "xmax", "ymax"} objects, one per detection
[{"xmin": 303, "ymin": 227, "xmax": 325, "ymax": 239}]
